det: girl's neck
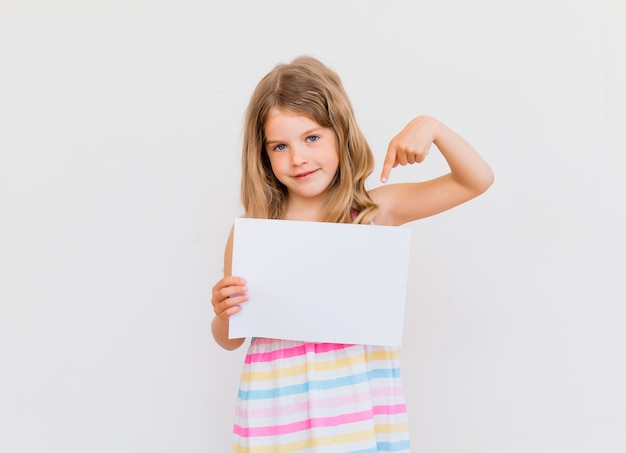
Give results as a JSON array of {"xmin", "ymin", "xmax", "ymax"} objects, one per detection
[{"xmin": 282, "ymin": 197, "xmax": 324, "ymax": 222}]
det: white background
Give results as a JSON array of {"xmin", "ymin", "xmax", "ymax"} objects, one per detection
[{"xmin": 1, "ymin": 1, "xmax": 624, "ymax": 452}]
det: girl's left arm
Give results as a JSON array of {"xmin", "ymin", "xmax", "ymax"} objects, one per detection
[{"xmin": 370, "ymin": 115, "xmax": 494, "ymax": 226}]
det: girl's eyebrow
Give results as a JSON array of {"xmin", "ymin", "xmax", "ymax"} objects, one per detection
[{"xmin": 266, "ymin": 128, "xmax": 325, "ymax": 145}]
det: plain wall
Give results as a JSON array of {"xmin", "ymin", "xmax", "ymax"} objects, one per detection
[{"xmin": 1, "ymin": 0, "xmax": 625, "ymax": 451}]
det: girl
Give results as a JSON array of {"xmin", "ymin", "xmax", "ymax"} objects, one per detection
[{"xmin": 211, "ymin": 56, "xmax": 494, "ymax": 452}]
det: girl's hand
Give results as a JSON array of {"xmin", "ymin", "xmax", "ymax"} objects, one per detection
[
  {"xmin": 211, "ymin": 276, "xmax": 248, "ymax": 321},
  {"xmin": 380, "ymin": 115, "xmax": 439, "ymax": 183}
]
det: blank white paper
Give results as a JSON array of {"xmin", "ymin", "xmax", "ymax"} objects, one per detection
[{"xmin": 229, "ymin": 218, "xmax": 411, "ymax": 346}]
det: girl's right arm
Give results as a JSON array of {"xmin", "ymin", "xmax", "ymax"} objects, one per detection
[{"xmin": 211, "ymin": 227, "xmax": 248, "ymax": 350}]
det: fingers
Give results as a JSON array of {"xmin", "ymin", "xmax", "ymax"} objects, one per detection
[
  {"xmin": 381, "ymin": 137, "xmax": 428, "ymax": 183},
  {"xmin": 409, "ymin": 145, "xmax": 429, "ymax": 163},
  {"xmin": 381, "ymin": 116, "xmax": 437, "ymax": 183},
  {"xmin": 380, "ymin": 142, "xmax": 398, "ymax": 183},
  {"xmin": 213, "ymin": 276, "xmax": 247, "ymax": 296},
  {"xmin": 212, "ymin": 276, "xmax": 249, "ymax": 320},
  {"xmin": 382, "ymin": 139, "xmax": 431, "ymax": 183}
]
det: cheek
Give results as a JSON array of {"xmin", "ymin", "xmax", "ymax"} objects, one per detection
[
  {"xmin": 266, "ymin": 153, "xmax": 281, "ymax": 171},
  {"xmin": 267, "ymin": 155, "xmax": 289, "ymax": 181},
  {"xmin": 331, "ymin": 139, "xmax": 340, "ymax": 168},
  {"xmin": 330, "ymin": 150, "xmax": 340, "ymax": 171},
  {"xmin": 264, "ymin": 148, "xmax": 278, "ymax": 166}
]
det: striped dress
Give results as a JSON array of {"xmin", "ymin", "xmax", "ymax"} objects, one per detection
[{"xmin": 232, "ymin": 338, "xmax": 411, "ymax": 452}]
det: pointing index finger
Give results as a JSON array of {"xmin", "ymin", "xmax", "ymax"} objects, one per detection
[{"xmin": 380, "ymin": 142, "xmax": 397, "ymax": 183}]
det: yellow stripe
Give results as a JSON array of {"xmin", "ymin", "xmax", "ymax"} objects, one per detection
[
  {"xmin": 375, "ymin": 421, "xmax": 410, "ymax": 434},
  {"xmin": 240, "ymin": 350, "xmax": 398, "ymax": 382}
]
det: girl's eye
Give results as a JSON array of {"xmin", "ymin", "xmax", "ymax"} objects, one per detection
[
  {"xmin": 306, "ymin": 135, "xmax": 319, "ymax": 143},
  {"xmin": 273, "ymin": 144, "xmax": 287, "ymax": 151}
]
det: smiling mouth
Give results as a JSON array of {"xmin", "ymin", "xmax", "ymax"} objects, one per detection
[{"xmin": 295, "ymin": 169, "xmax": 318, "ymax": 179}]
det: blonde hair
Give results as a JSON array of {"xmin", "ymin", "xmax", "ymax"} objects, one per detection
[{"xmin": 241, "ymin": 56, "xmax": 378, "ymax": 224}]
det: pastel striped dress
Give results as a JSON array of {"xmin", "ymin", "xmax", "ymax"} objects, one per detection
[{"xmin": 232, "ymin": 338, "xmax": 411, "ymax": 452}]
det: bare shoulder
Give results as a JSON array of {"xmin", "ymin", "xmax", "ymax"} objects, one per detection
[
  {"xmin": 369, "ymin": 182, "xmax": 434, "ymax": 226},
  {"xmin": 369, "ymin": 184, "xmax": 397, "ymax": 226},
  {"xmin": 369, "ymin": 173, "xmax": 490, "ymax": 226}
]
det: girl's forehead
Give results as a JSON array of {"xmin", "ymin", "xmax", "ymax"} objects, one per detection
[
  {"xmin": 265, "ymin": 108, "xmax": 323, "ymax": 131},
  {"xmin": 266, "ymin": 107, "xmax": 309, "ymax": 121}
]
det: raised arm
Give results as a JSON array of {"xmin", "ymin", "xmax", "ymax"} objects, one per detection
[
  {"xmin": 371, "ymin": 115, "xmax": 494, "ymax": 226},
  {"xmin": 211, "ymin": 227, "xmax": 247, "ymax": 350}
]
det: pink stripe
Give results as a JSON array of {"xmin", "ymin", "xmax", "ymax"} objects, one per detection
[
  {"xmin": 235, "ymin": 401, "xmax": 309, "ymax": 419},
  {"xmin": 244, "ymin": 342, "xmax": 353, "ymax": 364},
  {"xmin": 234, "ymin": 384, "xmax": 402, "ymax": 410},
  {"xmin": 372, "ymin": 404, "xmax": 407, "ymax": 415},
  {"xmin": 370, "ymin": 385, "xmax": 405, "ymax": 398},
  {"xmin": 235, "ymin": 397, "xmax": 406, "ymax": 421},
  {"xmin": 312, "ymin": 392, "xmax": 370, "ymax": 410},
  {"xmin": 233, "ymin": 408, "xmax": 375, "ymax": 438}
]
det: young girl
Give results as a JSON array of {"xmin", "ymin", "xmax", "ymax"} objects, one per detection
[{"xmin": 211, "ymin": 56, "xmax": 493, "ymax": 452}]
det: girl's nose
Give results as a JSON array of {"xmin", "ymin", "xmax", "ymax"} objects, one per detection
[{"xmin": 290, "ymin": 146, "xmax": 307, "ymax": 166}]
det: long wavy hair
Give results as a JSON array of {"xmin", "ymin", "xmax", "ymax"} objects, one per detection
[{"xmin": 241, "ymin": 56, "xmax": 378, "ymax": 224}]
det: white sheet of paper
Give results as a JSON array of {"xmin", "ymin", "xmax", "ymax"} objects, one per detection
[{"xmin": 229, "ymin": 218, "xmax": 411, "ymax": 346}]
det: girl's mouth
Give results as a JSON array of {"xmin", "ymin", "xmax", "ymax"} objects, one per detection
[{"xmin": 295, "ymin": 169, "xmax": 318, "ymax": 179}]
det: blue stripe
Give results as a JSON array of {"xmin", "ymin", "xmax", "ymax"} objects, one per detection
[
  {"xmin": 346, "ymin": 439, "xmax": 410, "ymax": 453},
  {"xmin": 238, "ymin": 368, "xmax": 400, "ymax": 400},
  {"xmin": 377, "ymin": 440, "xmax": 411, "ymax": 451}
]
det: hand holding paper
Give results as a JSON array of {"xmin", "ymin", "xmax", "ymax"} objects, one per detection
[{"xmin": 211, "ymin": 276, "xmax": 248, "ymax": 321}]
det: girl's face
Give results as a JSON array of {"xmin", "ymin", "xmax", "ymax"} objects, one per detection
[{"xmin": 264, "ymin": 108, "xmax": 339, "ymax": 208}]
